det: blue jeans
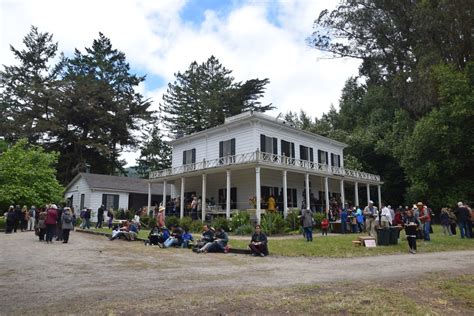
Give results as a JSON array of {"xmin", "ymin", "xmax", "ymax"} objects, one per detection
[
  {"xmin": 458, "ymin": 221, "xmax": 471, "ymax": 238},
  {"xmin": 303, "ymin": 227, "xmax": 313, "ymax": 241},
  {"xmin": 423, "ymin": 222, "xmax": 430, "ymax": 241}
]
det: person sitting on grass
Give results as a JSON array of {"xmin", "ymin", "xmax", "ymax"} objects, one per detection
[
  {"xmin": 403, "ymin": 209, "xmax": 419, "ymax": 254},
  {"xmin": 193, "ymin": 224, "xmax": 215, "ymax": 251},
  {"xmin": 146, "ymin": 223, "xmax": 161, "ymax": 246},
  {"xmin": 110, "ymin": 220, "xmax": 138, "ymax": 241},
  {"xmin": 181, "ymin": 229, "xmax": 194, "ymax": 248},
  {"xmin": 163, "ymin": 225, "xmax": 183, "ymax": 248},
  {"xmin": 249, "ymin": 225, "xmax": 268, "ymax": 257},
  {"xmin": 197, "ymin": 227, "xmax": 228, "ymax": 253}
]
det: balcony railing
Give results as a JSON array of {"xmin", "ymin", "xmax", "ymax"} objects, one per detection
[{"xmin": 149, "ymin": 150, "xmax": 381, "ymax": 182}]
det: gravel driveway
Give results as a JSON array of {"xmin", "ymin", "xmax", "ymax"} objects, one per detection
[{"xmin": 1, "ymin": 231, "xmax": 473, "ymax": 314}]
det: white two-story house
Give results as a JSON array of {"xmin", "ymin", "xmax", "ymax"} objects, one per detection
[{"xmin": 148, "ymin": 112, "xmax": 382, "ymax": 223}]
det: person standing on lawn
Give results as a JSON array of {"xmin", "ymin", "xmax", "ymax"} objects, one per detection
[
  {"xmin": 363, "ymin": 201, "xmax": 377, "ymax": 237},
  {"xmin": 419, "ymin": 204, "xmax": 431, "ymax": 241},
  {"xmin": 455, "ymin": 202, "xmax": 471, "ymax": 239},
  {"xmin": 249, "ymin": 225, "xmax": 268, "ymax": 257},
  {"xmin": 27, "ymin": 206, "xmax": 36, "ymax": 231},
  {"xmin": 96, "ymin": 205, "xmax": 105, "ymax": 228},
  {"xmin": 301, "ymin": 208, "xmax": 314, "ymax": 241},
  {"xmin": 440, "ymin": 208, "xmax": 452, "ymax": 236},
  {"xmin": 404, "ymin": 209, "xmax": 419, "ymax": 254},
  {"xmin": 107, "ymin": 208, "xmax": 114, "ymax": 229},
  {"xmin": 157, "ymin": 206, "xmax": 166, "ymax": 228},
  {"xmin": 83, "ymin": 208, "xmax": 91, "ymax": 229}
]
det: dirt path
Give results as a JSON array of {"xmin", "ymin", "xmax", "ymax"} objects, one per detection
[{"xmin": 1, "ymin": 231, "xmax": 473, "ymax": 314}]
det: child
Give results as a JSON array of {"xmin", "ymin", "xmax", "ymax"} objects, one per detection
[
  {"xmin": 404, "ymin": 209, "xmax": 419, "ymax": 254},
  {"xmin": 321, "ymin": 217, "xmax": 329, "ymax": 236},
  {"xmin": 182, "ymin": 229, "xmax": 194, "ymax": 248}
]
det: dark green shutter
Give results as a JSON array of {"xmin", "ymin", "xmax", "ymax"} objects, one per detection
[
  {"xmin": 191, "ymin": 149, "xmax": 196, "ymax": 163},
  {"xmin": 183, "ymin": 151, "xmax": 187, "ymax": 165},
  {"xmin": 273, "ymin": 137, "xmax": 278, "ymax": 155},
  {"xmin": 102, "ymin": 194, "xmax": 107, "ymax": 208},
  {"xmin": 310, "ymin": 148, "xmax": 314, "ymax": 162},
  {"xmin": 113, "ymin": 195, "xmax": 119, "ymax": 209},
  {"xmin": 260, "ymin": 134, "xmax": 266, "ymax": 152},
  {"xmin": 231, "ymin": 138, "xmax": 236, "ymax": 155},
  {"xmin": 219, "ymin": 141, "xmax": 223, "ymax": 158},
  {"xmin": 291, "ymin": 142, "xmax": 295, "ymax": 158},
  {"xmin": 337, "ymin": 155, "xmax": 341, "ymax": 167}
]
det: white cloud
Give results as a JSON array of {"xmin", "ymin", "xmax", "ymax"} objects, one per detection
[{"xmin": 1, "ymin": 0, "xmax": 359, "ymax": 166}]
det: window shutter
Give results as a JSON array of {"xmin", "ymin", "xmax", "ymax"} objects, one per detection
[
  {"xmin": 183, "ymin": 151, "xmax": 187, "ymax": 165},
  {"xmin": 300, "ymin": 145, "xmax": 305, "ymax": 160},
  {"xmin": 337, "ymin": 155, "xmax": 341, "ymax": 167},
  {"xmin": 219, "ymin": 141, "xmax": 223, "ymax": 158},
  {"xmin": 260, "ymin": 134, "xmax": 266, "ymax": 152},
  {"xmin": 331, "ymin": 153, "xmax": 334, "ymax": 166},
  {"xmin": 113, "ymin": 195, "xmax": 119, "ymax": 209},
  {"xmin": 273, "ymin": 137, "xmax": 278, "ymax": 155},
  {"xmin": 310, "ymin": 148, "xmax": 314, "ymax": 162},
  {"xmin": 231, "ymin": 138, "xmax": 236, "ymax": 155},
  {"xmin": 291, "ymin": 142, "xmax": 295, "ymax": 158},
  {"xmin": 318, "ymin": 150, "xmax": 322, "ymax": 163},
  {"xmin": 191, "ymin": 149, "xmax": 196, "ymax": 163},
  {"xmin": 325, "ymin": 152, "xmax": 328, "ymax": 165}
]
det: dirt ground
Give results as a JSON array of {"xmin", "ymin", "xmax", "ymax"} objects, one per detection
[{"xmin": 1, "ymin": 231, "xmax": 473, "ymax": 315}]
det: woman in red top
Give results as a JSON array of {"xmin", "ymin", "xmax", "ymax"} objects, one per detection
[{"xmin": 45, "ymin": 204, "xmax": 58, "ymax": 243}]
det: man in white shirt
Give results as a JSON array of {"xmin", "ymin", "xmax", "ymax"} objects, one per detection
[{"xmin": 380, "ymin": 203, "xmax": 392, "ymax": 228}]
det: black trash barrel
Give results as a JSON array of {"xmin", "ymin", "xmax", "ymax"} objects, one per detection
[
  {"xmin": 389, "ymin": 226, "xmax": 398, "ymax": 245},
  {"xmin": 377, "ymin": 228, "xmax": 390, "ymax": 246}
]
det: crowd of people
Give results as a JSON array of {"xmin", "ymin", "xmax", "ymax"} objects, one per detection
[{"xmin": 4, "ymin": 204, "xmax": 75, "ymax": 244}]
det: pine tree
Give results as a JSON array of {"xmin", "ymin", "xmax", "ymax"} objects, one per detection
[
  {"xmin": 136, "ymin": 126, "xmax": 172, "ymax": 178},
  {"xmin": 160, "ymin": 56, "xmax": 273, "ymax": 136}
]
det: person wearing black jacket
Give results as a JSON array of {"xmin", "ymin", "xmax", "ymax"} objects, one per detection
[
  {"xmin": 454, "ymin": 202, "xmax": 472, "ymax": 239},
  {"xmin": 96, "ymin": 205, "xmax": 105, "ymax": 228},
  {"xmin": 404, "ymin": 209, "xmax": 419, "ymax": 254},
  {"xmin": 5, "ymin": 206, "xmax": 15, "ymax": 234},
  {"xmin": 13, "ymin": 205, "xmax": 22, "ymax": 233},
  {"xmin": 249, "ymin": 225, "xmax": 269, "ymax": 257}
]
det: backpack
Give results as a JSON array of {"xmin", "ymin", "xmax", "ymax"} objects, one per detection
[{"xmin": 63, "ymin": 213, "xmax": 72, "ymax": 224}]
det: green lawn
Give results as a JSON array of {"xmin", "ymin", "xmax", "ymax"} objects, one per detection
[{"xmin": 85, "ymin": 225, "xmax": 474, "ymax": 258}]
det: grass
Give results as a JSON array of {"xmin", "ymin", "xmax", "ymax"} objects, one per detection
[{"xmin": 84, "ymin": 225, "xmax": 474, "ymax": 258}]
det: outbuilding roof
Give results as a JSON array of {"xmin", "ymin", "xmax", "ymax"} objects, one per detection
[{"xmin": 64, "ymin": 173, "xmax": 154, "ymax": 194}]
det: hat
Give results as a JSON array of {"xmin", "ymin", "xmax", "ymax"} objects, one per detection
[
  {"xmin": 50, "ymin": 204, "xmax": 58, "ymax": 209},
  {"xmin": 369, "ymin": 200, "xmax": 374, "ymax": 204},
  {"xmin": 458, "ymin": 202, "xmax": 463, "ymax": 207},
  {"xmin": 159, "ymin": 206, "xmax": 165, "ymax": 212},
  {"xmin": 417, "ymin": 202, "xmax": 423, "ymax": 206}
]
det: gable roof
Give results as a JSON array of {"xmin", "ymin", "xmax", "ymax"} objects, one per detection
[{"xmin": 65, "ymin": 173, "xmax": 155, "ymax": 194}]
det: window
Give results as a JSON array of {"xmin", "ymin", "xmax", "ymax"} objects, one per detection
[
  {"xmin": 182, "ymin": 148, "xmax": 196, "ymax": 165},
  {"xmin": 331, "ymin": 153, "xmax": 341, "ymax": 167},
  {"xmin": 80, "ymin": 194, "xmax": 85, "ymax": 210},
  {"xmin": 219, "ymin": 138, "xmax": 236, "ymax": 163},
  {"xmin": 318, "ymin": 150, "xmax": 329, "ymax": 165},
  {"xmin": 300, "ymin": 145, "xmax": 314, "ymax": 162},
  {"xmin": 260, "ymin": 134, "xmax": 278, "ymax": 155},
  {"xmin": 102, "ymin": 194, "xmax": 119, "ymax": 210},
  {"xmin": 287, "ymin": 188, "xmax": 298, "ymax": 208},
  {"xmin": 281, "ymin": 140, "xmax": 295, "ymax": 158},
  {"xmin": 218, "ymin": 187, "xmax": 237, "ymax": 209}
]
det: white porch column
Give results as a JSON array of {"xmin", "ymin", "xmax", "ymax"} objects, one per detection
[
  {"xmin": 324, "ymin": 176, "xmax": 330, "ymax": 215},
  {"xmin": 282, "ymin": 170, "xmax": 288, "ymax": 219},
  {"xmin": 340, "ymin": 179, "xmax": 345, "ymax": 208},
  {"xmin": 366, "ymin": 183, "xmax": 371, "ymax": 205},
  {"xmin": 201, "ymin": 174, "xmax": 207, "ymax": 222},
  {"xmin": 377, "ymin": 184, "xmax": 382, "ymax": 210},
  {"xmin": 226, "ymin": 170, "xmax": 231, "ymax": 220},
  {"xmin": 354, "ymin": 182, "xmax": 359, "ymax": 207},
  {"xmin": 147, "ymin": 182, "xmax": 151, "ymax": 216},
  {"xmin": 162, "ymin": 180, "xmax": 167, "ymax": 208},
  {"xmin": 180, "ymin": 177, "xmax": 185, "ymax": 219},
  {"xmin": 305, "ymin": 173, "xmax": 310, "ymax": 210},
  {"xmin": 256, "ymin": 167, "xmax": 261, "ymax": 224}
]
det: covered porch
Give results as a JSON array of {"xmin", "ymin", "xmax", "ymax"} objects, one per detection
[{"xmin": 147, "ymin": 150, "xmax": 383, "ymax": 224}]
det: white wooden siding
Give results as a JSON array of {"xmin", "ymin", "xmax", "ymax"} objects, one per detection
[{"xmin": 64, "ymin": 177, "xmax": 91, "ymax": 215}]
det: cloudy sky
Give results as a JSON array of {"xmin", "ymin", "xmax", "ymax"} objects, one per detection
[{"xmin": 1, "ymin": 0, "xmax": 360, "ymax": 166}]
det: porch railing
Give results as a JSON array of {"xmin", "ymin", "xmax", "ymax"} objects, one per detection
[{"xmin": 149, "ymin": 150, "xmax": 381, "ymax": 182}]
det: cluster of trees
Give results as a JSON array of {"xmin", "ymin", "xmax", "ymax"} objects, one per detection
[
  {"xmin": 300, "ymin": 0, "xmax": 473, "ymax": 209},
  {"xmin": 1, "ymin": 27, "xmax": 153, "ymax": 184}
]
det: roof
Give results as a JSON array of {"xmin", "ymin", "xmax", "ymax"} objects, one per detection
[
  {"xmin": 171, "ymin": 111, "xmax": 348, "ymax": 148},
  {"xmin": 64, "ymin": 173, "xmax": 158, "ymax": 194}
]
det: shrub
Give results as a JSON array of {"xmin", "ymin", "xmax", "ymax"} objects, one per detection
[
  {"xmin": 261, "ymin": 213, "xmax": 287, "ymax": 235},
  {"xmin": 147, "ymin": 216, "xmax": 157, "ymax": 229},
  {"xmin": 234, "ymin": 224, "xmax": 254, "ymax": 235},
  {"xmin": 286, "ymin": 209, "xmax": 301, "ymax": 231},
  {"xmin": 166, "ymin": 215, "xmax": 179, "ymax": 228},
  {"xmin": 0, "ymin": 217, "xmax": 5, "ymax": 229},
  {"xmin": 179, "ymin": 216, "xmax": 194, "ymax": 232},
  {"xmin": 313, "ymin": 212, "xmax": 326, "ymax": 229},
  {"xmin": 190, "ymin": 220, "xmax": 204, "ymax": 233},
  {"xmin": 230, "ymin": 211, "xmax": 250, "ymax": 232},
  {"xmin": 211, "ymin": 216, "xmax": 230, "ymax": 232}
]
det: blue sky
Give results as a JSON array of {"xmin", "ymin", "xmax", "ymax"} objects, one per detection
[{"xmin": 1, "ymin": 0, "xmax": 360, "ymax": 165}]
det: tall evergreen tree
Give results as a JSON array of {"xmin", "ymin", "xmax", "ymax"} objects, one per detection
[
  {"xmin": 0, "ymin": 26, "xmax": 64, "ymax": 143},
  {"xmin": 160, "ymin": 56, "xmax": 273, "ymax": 136},
  {"xmin": 136, "ymin": 126, "xmax": 172, "ymax": 178}
]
